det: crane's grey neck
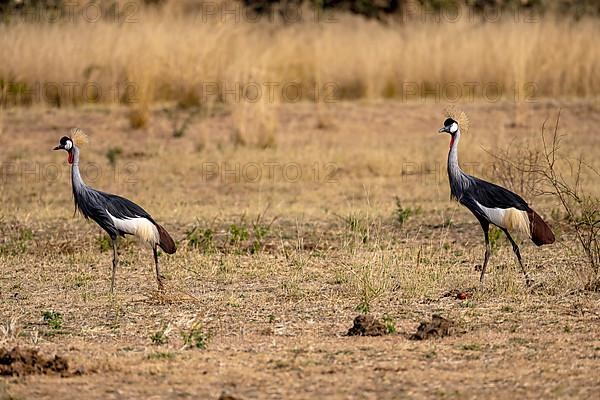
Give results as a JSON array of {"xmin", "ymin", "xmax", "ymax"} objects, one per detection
[
  {"xmin": 447, "ymin": 130, "xmax": 470, "ymax": 199},
  {"xmin": 70, "ymin": 146, "xmax": 86, "ymax": 193},
  {"xmin": 448, "ymin": 131, "xmax": 461, "ymax": 174}
]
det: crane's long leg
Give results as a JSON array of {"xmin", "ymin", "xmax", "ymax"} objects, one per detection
[
  {"xmin": 502, "ymin": 228, "xmax": 532, "ymax": 286},
  {"xmin": 111, "ymin": 237, "xmax": 118, "ymax": 293},
  {"xmin": 153, "ymin": 246, "xmax": 164, "ymax": 291},
  {"xmin": 480, "ymin": 222, "xmax": 491, "ymax": 286}
]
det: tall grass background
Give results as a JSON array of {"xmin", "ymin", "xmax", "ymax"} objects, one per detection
[{"xmin": 0, "ymin": 2, "xmax": 599, "ymax": 108}]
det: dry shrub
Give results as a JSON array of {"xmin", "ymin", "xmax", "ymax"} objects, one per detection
[
  {"xmin": 490, "ymin": 114, "xmax": 600, "ymax": 290},
  {"xmin": 538, "ymin": 116, "xmax": 600, "ymax": 289},
  {"xmin": 486, "ymin": 137, "xmax": 544, "ymax": 197}
]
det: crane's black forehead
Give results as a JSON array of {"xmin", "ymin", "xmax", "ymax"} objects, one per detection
[
  {"xmin": 444, "ymin": 118, "xmax": 457, "ymax": 127},
  {"xmin": 59, "ymin": 136, "xmax": 71, "ymax": 145}
]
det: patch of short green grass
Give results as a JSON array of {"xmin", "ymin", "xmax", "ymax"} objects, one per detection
[{"xmin": 147, "ymin": 351, "xmax": 176, "ymax": 360}]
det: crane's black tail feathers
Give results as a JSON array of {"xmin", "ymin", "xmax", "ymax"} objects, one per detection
[
  {"xmin": 157, "ymin": 224, "xmax": 177, "ymax": 254},
  {"xmin": 527, "ymin": 209, "xmax": 555, "ymax": 246}
]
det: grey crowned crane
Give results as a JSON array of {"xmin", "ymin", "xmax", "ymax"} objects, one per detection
[
  {"xmin": 438, "ymin": 110, "xmax": 555, "ymax": 286},
  {"xmin": 53, "ymin": 129, "xmax": 176, "ymax": 292}
]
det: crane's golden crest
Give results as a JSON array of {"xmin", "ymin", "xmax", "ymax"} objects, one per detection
[
  {"xmin": 71, "ymin": 128, "xmax": 89, "ymax": 147},
  {"xmin": 444, "ymin": 106, "xmax": 470, "ymax": 134}
]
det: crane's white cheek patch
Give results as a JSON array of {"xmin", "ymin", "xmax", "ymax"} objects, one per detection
[
  {"xmin": 64, "ymin": 141, "xmax": 72, "ymax": 150},
  {"xmin": 450, "ymin": 122, "xmax": 458, "ymax": 133},
  {"xmin": 107, "ymin": 211, "xmax": 159, "ymax": 244}
]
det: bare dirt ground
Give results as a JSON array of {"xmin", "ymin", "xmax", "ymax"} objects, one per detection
[{"xmin": 1, "ymin": 99, "xmax": 599, "ymax": 399}]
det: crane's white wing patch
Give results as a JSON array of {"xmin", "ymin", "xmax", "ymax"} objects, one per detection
[
  {"xmin": 107, "ymin": 211, "xmax": 159, "ymax": 244},
  {"xmin": 475, "ymin": 202, "xmax": 530, "ymax": 235},
  {"xmin": 476, "ymin": 202, "xmax": 507, "ymax": 228}
]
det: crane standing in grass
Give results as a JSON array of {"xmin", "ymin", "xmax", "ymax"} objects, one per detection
[
  {"xmin": 438, "ymin": 109, "xmax": 555, "ymax": 286},
  {"xmin": 53, "ymin": 129, "xmax": 176, "ymax": 292}
]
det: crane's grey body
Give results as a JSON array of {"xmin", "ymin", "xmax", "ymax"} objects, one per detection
[
  {"xmin": 70, "ymin": 146, "xmax": 159, "ymax": 242},
  {"xmin": 447, "ymin": 131, "xmax": 530, "ymax": 230},
  {"xmin": 55, "ymin": 133, "xmax": 176, "ymax": 292}
]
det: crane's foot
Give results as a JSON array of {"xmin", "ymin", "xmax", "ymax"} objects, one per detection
[
  {"xmin": 156, "ymin": 274, "xmax": 166, "ymax": 292},
  {"xmin": 478, "ymin": 268, "xmax": 487, "ymax": 290},
  {"xmin": 524, "ymin": 275, "xmax": 535, "ymax": 288}
]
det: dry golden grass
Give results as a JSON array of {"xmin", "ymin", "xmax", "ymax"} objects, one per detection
[
  {"xmin": 0, "ymin": 99, "xmax": 599, "ymax": 398},
  {"xmin": 1, "ymin": 6, "xmax": 599, "ymax": 110}
]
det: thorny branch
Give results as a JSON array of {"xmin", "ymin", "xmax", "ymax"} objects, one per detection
[{"xmin": 489, "ymin": 111, "xmax": 599, "ymax": 288}]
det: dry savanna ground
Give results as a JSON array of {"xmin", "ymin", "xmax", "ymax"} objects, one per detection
[{"xmin": 0, "ymin": 99, "xmax": 599, "ymax": 399}]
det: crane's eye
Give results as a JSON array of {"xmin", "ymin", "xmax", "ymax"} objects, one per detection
[
  {"xmin": 449, "ymin": 122, "xmax": 458, "ymax": 133},
  {"xmin": 64, "ymin": 140, "xmax": 72, "ymax": 150}
]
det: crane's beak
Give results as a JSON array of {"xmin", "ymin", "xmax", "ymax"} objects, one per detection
[
  {"xmin": 438, "ymin": 127, "xmax": 448, "ymax": 133},
  {"xmin": 53, "ymin": 145, "xmax": 62, "ymax": 151}
]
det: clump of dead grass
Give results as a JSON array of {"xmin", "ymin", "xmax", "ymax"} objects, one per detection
[{"xmin": 231, "ymin": 101, "xmax": 279, "ymax": 148}]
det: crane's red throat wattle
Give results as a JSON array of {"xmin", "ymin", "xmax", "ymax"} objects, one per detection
[
  {"xmin": 449, "ymin": 136, "xmax": 455, "ymax": 149},
  {"xmin": 68, "ymin": 151, "xmax": 74, "ymax": 164}
]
